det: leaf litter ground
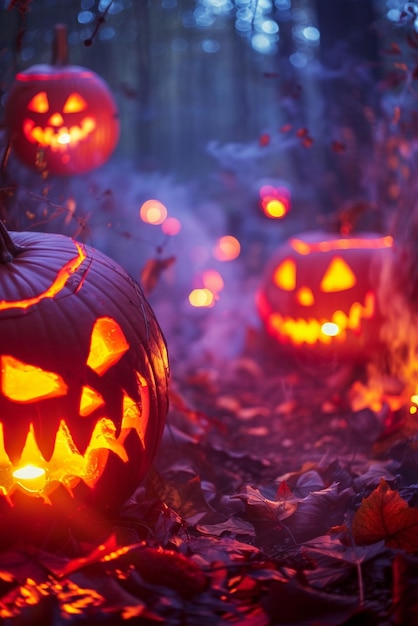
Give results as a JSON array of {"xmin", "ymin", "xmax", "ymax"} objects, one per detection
[{"xmin": 0, "ymin": 331, "xmax": 417, "ymax": 625}]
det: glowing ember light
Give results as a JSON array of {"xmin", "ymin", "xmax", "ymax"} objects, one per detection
[
  {"xmin": 213, "ymin": 235, "xmax": 240, "ymax": 261},
  {"xmin": 139, "ymin": 200, "xmax": 168, "ymax": 225},
  {"xmin": 259, "ymin": 185, "xmax": 291, "ymax": 219},
  {"xmin": 202, "ymin": 269, "xmax": 224, "ymax": 293},
  {"xmin": 161, "ymin": 216, "xmax": 181, "ymax": 236},
  {"xmin": 321, "ymin": 322, "xmax": 340, "ymax": 337},
  {"xmin": 13, "ymin": 465, "xmax": 46, "ymax": 492},
  {"xmin": 189, "ymin": 288, "xmax": 215, "ymax": 307}
]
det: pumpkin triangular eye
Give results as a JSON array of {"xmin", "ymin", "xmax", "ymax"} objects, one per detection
[
  {"xmin": 87, "ymin": 317, "xmax": 129, "ymax": 376},
  {"xmin": 273, "ymin": 259, "xmax": 296, "ymax": 291},
  {"xmin": 63, "ymin": 93, "xmax": 87, "ymax": 113},
  {"xmin": 1, "ymin": 355, "xmax": 68, "ymax": 402},
  {"xmin": 28, "ymin": 91, "xmax": 49, "ymax": 113},
  {"xmin": 320, "ymin": 257, "xmax": 356, "ymax": 292}
]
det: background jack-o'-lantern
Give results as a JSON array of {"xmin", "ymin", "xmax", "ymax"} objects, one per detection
[
  {"xmin": 257, "ymin": 231, "xmax": 394, "ymax": 361},
  {"xmin": 4, "ymin": 24, "xmax": 120, "ymax": 176},
  {"xmin": 0, "ymin": 222, "xmax": 169, "ymax": 516}
]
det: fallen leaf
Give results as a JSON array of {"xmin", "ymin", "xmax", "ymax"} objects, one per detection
[
  {"xmin": 352, "ymin": 479, "xmax": 418, "ymax": 552},
  {"xmin": 352, "ymin": 461, "xmax": 395, "ymax": 490},
  {"xmin": 262, "ymin": 577, "xmax": 358, "ymax": 625},
  {"xmin": 146, "ymin": 466, "xmax": 211, "ymax": 522},
  {"xmin": 301, "ymin": 535, "xmax": 388, "ymax": 589},
  {"xmin": 288, "ymin": 484, "xmax": 354, "ymax": 543},
  {"xmin": 121, "ymin": 546, "xmax": 208, "ymax": 598},
  {"xmin": 232, "ymin": 484, "xmax": 297, "ymax": 524},
  {"xmin": 196, "ymin": 516, "xmax": 255, "ymax": 538},
  {"xmin": 392, "ymin": 552, "xmax": 418, "ymax": 625}
]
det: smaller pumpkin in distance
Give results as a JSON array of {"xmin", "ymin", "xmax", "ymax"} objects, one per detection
[
  {"xmin": 0, "ymin": 222, "xmax": 169, "ymax": 513},
  {"xmin": 257, "ymin": 231, "xmax": 394, "ymax": 361},
  {"xmin": 4, "ymin": 24, "xmax": 120, "ymax": 176}
]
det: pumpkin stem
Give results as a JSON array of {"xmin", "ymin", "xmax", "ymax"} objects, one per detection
[
  {"xmin": 52, "ymin": 24, "xmax": 69, "ymax": 67},
  {"xmin": 0, "ymin": 221, "xmax": 24, "ymax": 263}
]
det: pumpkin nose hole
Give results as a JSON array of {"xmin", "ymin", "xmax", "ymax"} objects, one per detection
[
  {"xmin": 48, "ymin": 113, "xmax": 64, "ymax": 126},
  {"xmin": 296, "ymin": 287, "xmax": 315, "ymax": 306}
]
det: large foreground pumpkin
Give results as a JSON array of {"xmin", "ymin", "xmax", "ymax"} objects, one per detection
[{"xmin": 0, "ymin": 223, "xmax": 169, "ymax": 514}]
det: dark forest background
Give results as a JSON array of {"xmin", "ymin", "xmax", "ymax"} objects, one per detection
[{"xmin": 0, "ymin": 0, "xmax": 386, "ymax": 183}]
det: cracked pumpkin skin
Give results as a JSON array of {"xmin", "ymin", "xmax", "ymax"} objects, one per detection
[
  {"xmin": 257, "ymin": 231, "xmax": 393, "ymax": 361},
  {"xmin": 0, "ymin": 227, "xmax": 169, "ymax": 513}
]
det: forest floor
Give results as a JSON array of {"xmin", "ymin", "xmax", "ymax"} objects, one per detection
[{"xmin": 0, "ymin": 330, "xmax": 417, "ymax": 625}]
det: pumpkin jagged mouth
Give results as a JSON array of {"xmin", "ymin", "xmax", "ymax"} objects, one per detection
[
  {"xmin": 22, "ymin": 117, "xmax": 96, "ymax": 151},
  {"xmin": 0, "ymin": 381, "xmax": 149, "ymax": 502},
  {"xmin": 265, "ymin": 291, "xmax": 376, "ymax": 346}
]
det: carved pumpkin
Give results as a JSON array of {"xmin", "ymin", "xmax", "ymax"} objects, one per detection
[
  {"xmin": 257, "ymin": 231, "xmax": 393, "ymax": 360},
  {"xmin": 4, "ymin": 24, "xmax": 119, "ymax": 176},
  {"xmin": 0, "ymin": 223, "xmax": 169, "ymax": 513}
]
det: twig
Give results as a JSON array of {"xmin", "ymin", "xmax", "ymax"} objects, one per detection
[{"xmin": 84, "ymin": 0, "xmax": 115, "ymax": 47}]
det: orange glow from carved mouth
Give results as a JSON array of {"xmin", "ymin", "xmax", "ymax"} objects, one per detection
[
  {"xmin": 0, "ymin": 380, "xmax": 149, "ymax": 500},
  {"xmin": 12, "ymin": 465, "xmax": 47, "ymax": 492},
  {"xmin": 22, "ymin": 117, "xmax": 96, "ymax": 151},
  {"xmin": 57, "ymin": 132, "xmax": 71, "ymax": 145},
  {"xmin": 0, "ymin": 242, "xmax": 86, "ymax": 311},
  {"xmin": 265, "ymin": 291, "xmax": 375, "ymax": 345},
  {"xmin": 0, "ymin": 314, "xmax": 151, "ymax": 499},
  {"xmin": 321, "ymin": 322, "xmax": 340, "ymax": 337}
]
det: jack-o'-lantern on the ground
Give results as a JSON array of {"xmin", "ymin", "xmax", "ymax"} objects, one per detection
[
  {"xmin": 257, "ymin": 231, "xmax": 394, "ymax": 361},
  {"xmin": 4, "ymin": 24, "xmax": 119, "ymax": 176},
  {"xmin": 0, "ymin": 222, "xmax": 169, "ymax": 517}
]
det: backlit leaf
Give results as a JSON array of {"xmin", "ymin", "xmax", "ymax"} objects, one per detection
[{"xmin": 352, "ymin": 479, "xmax": 418, "ymax": 553}]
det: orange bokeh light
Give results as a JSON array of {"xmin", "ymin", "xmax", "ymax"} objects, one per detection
[
  {"xmin": 202, "ymin": 269, "xmax": 224, "ymax": 293},
  {"xmin": 262, "ymin": 198, "xmax": 287, "ymax": 218},
  {"xmin": 213, "ymin": 236, "xmax": 240, "ymax": 261},
  {"xmin": 188, "ymin": 288, "xmax": 215, "ymax": 308},
  {"xmin": 259, "ymin": 185, "xmax": 291, "ymax": 219},
  {"xmin": 161, "ymin": 217, "xmax": 181, "ymax": 236},
  {"xmin": 139, "ymin": 199, "xmax": 168, "ymax": 225}
]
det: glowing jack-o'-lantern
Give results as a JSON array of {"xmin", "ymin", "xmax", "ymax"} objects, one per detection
[
  {"xmin": 4, "ymin": 24, "xmax": 119, "ymax": 176},
  {"xmin": 257, "ymin": 231, "xmax": 394, "ymax": 360},
  {"xmin": 0, "ymin": 223, "xmax": 169, "ymax": 512}
]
